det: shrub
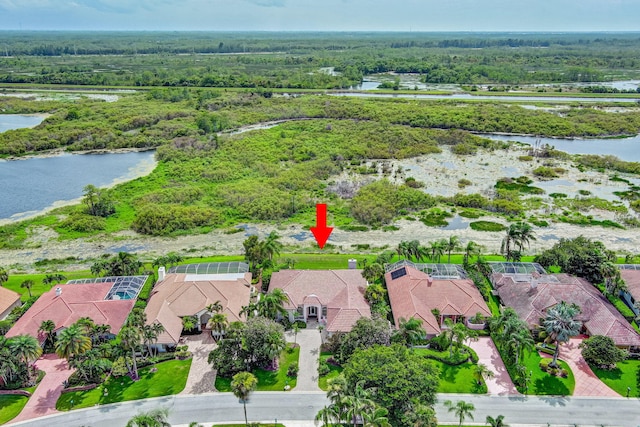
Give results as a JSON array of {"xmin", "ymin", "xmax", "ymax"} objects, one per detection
[
  {"xmin": 518, "ymin": 155, "xmax": 534, "ymax": 161},
  {"xmin": 533, "ymin": 166, "xmax": 560, "ymax": 178},
  {"xmin": 469, "ymin": 221, "xmax": 506, "ymax": 232},
  {"xmin": 60, "ymin": 213, "xmax": 106, "ymax": 232},
  {"xmin": 458, "ymin": 178, "xmax": 472, "ymax": 189},
  {"xmin": 132, "ymin": 205, "xmax": 220, "ymax": 235},
  {"xmin": 287, "ymin": 362, "xmax": 299, "ymax": 378},
  {"xmin": 318, "ymin": 362, "xmax": 330, "ymax": 376}
]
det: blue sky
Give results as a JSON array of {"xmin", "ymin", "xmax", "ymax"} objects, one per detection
[{"xmin": 0, "ymin": 0, "xmax": 639, "ymax": 31}]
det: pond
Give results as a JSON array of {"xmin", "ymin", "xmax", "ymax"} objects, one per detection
[
  {"xmin": 0, "ymin": 114, "xmax": 46, "ymax": 133},
  {"xmin": 0, "ymin": 151, "xmax": 157, "ymax": 221},
  {"xmin": 480, "ymin": 134, "xmax": 640, "ymax": 162}
]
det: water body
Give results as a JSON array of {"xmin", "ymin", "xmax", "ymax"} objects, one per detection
[
  {"xmin": 0, "ymin": 115, "xmax": 45, "ymax": 132},
  {"xmin": 0, "ymin": 151, "xmax": 157, "ymax": 221},
  {"xmin": 331, "ymin": 92, "xmax": 640, "ymax": 103},
  {"xmin": 480, "ymin": 134, "xmax": 640, "ymax": 162}
]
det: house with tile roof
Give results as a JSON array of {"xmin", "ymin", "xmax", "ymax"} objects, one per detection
[
  {"xmin": 0, "ymin": 286, "xmax": 21, "ymax": 320},
  {"xmin": 385, "ymin": 263, "xmax": 491, "ymax": 337},
  {"xmin": 6, "ymin": 283, "xmax": 135, "ymax": 343},
  {"xmin": 492, "ymin": 272, "xmax": 640, "ymax": 349},
  {"xmin": 145, "ymin": 265, "xmax": 253, "ymax": 350},
  {"xmin": 619, "ymin": 266, "xmax": 640, "ymax": 316},
  {"xmin": 268, "ymin": 269, "xmax": 371, "ymax": 334}
]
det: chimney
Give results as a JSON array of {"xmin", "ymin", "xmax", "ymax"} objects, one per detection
[
  {"xmin": 55, "ymin": 287, "xmax": 62, "ymax": 297},
  {"xmin": 158, "ymin": 266, "xmax": 166, "ymax": 281},
  {"xmin": 348, "ymin": 259, "xmax": 357, "ymax": 270},
  {"xmin": 530, "ymin": 278, "xmax": 538, "ymax": 291}
]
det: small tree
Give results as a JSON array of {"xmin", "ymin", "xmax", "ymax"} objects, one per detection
[
  {"xmin": 126, "ymin": 408, "xmax": 171, "ymax": 427},
  {"xmin": 231, "ymin": 371, "xmax": 258, "ymax": 427},
  {"xmin": 20, "ymin": 279, "xmax": 34, "ymax": 298},
  {"xmin": 486, "ymin": 415, "xmax": 508, "ymax": 427},
  {"xmin": 444, "ymin": 400, "xmax": 474, "ymax": 427},
  {"xmin": 580, "ymin": 335, "xmax": 628, "ymax": 369},
  {"xmin": 0, "ymin": 267, "xmax": 9, "ymax": 287}
]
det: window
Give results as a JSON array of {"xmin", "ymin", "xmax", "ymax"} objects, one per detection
[
  {"xmin": 322, "ymin": 306, "xmax": 327, "ymax": 317},
  {"xmin": 296, "ymin": 306, "xmax": 304, "ymax": 315}
]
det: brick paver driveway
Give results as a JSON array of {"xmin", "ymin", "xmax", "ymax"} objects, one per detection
[
  {"xmin": 9, "ymin": 354, "xmax": 75, "ymax": 424},
  {"xmin": 543, "ymin": 338, "xmax": 619, "ymax": 397},
  {"xmin": 466, "ymin": 336, "xmax": 519, "ymax": 396},
  {"xmin": 180, "ymin": 332, "xmax": 218, "ymax": 394},
  {"xmin": 289, "ymin": 328, "xmax": 321, "ymax": 392}
]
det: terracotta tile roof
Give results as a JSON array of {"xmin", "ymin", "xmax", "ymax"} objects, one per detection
[
  {"xmin": 6, "ymin": 283, "xmax": 135, "ymax": 341},
  {"xmin": 385, "ymin": 265, "xmax": 491, "ymax": 335},
  {"xmin": 493, "ymin": 273, "xmax": 640, "ymax": 347},
  {"xmin": 145, "ymin": 272, "xmax": 252, "ymax": 345},
  {"xmin": 621, "ymin": 269, "xmax": 640, "ymax": 303},
  {"xmin": 0, "ymin": 286, "xmax": 21, "ymax": 318},
  {"xmin": 269, "ymin": 270, "xmax": 371, "ymax": 333}
]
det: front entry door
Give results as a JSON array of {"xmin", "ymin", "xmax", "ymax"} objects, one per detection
[{"xmin": 308, "ymin": 306, "xmax": 317, "ymax": 318}]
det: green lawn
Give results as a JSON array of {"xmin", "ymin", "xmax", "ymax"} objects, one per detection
[
  {"xmin": 413, "ymin": 348, "xmax": 487, "ymax": 394},
  {"xmin": 520, "ymin": 351, "xmax": 575, "ymax": 396},
  {"xmin": 3, "ymin": 270, "xmax": 94, "ymax": 301},
  {"xmin": 0, "ymin": 395, "xmax": 29, "ymax": 425},
  {"xmin": 216, "ymin": 344, "xmax": 300, "ymax": 392},
  {"xmin": 319, "ymin": 352, "xmax": 343, "ymax": 391},
  {"xmin": 590, "ymin": 359, "xmax": 640, "ymax": 397},
  {"xmin": 56, "ymin": 359, "xmax": 191, "ymax": 411}
]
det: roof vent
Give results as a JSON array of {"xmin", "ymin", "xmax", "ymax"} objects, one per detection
[{"xmin": 55, "ymin": 287, "xmax": 62, "ymax": 297}]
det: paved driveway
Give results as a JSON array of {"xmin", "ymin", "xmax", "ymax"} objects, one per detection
[
  {"xmin": 288, "ymin": 328, "xmax": 321, "ymax": 392},
  {"xmin": 542, "ymin": 338, "xmax": 619, "ymax": 397},
  {"xmin": 180, "ymin": 332, "xmax": 218, "ymax": 394},
  {"xmin": 10, "ymin": 354, "xmax": 75, "ymax": 424},
  {"xmin": 466, "ymin": 336, "xmax": 519, "ymax": 396}
]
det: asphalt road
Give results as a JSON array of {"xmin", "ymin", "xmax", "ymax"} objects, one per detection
[{"xmin": 8, "ymin": 392, "xmax": 640, "ymax": 427}]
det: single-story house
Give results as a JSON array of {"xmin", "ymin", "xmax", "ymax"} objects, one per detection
[
  {"xmin": 268, "ymin": 269, "xmax": 371, "ymax": 335},
  {"xmin": 6, "ymin": 283, "xmax": 135, "ymax": 344},
  {"xmin": 619, "ymin": 267, "xmax": 640, "ymax": 316},
  {"xmin": 385, "ymin": 263, "xmax": 491, "ymax": 337},
  {"xmin": 492, "ymin": 272, "xmax": 640, "ymax": 349},
  {"xmin": 0, "ymin": 286, "xmax": 21, "ymax": 320},
  {"xmin": 144, "ymin": 264, "xmax": 253, "ymax": 350}
]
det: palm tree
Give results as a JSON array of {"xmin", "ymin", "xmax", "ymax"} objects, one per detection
[
  {"xmin": 38, "ymin": 319, "xmax": 56, "ymax": 349},
  {"xmin": 20, "ymin": 279, "xmax": 34, "ymax": 297},
  {"xmin": 395, "ymin": 317, "xmax": 427, "ymax": 347},
  {"xmin": 445, "ymin": 235, "xmax": 461, "ymax": 263},
  {"xmin": 363, "ymin": 406, "xmax": 391, "ymax": 427},
  {"xmin": 109, "ymin": 252, "xmax": 143, "ymax": 276},
  {"xmin": 501, "ymin": 222, "xmax": 536, "ymax": 261},
  {"xmin": 451, "ymin": 322, "xmax": 475, "ymax": 355},
  {"xmin": 601, "ymin": 260, "xmax": 626, "ymax": 296},
  {"xmin": 471, "ymin": 256, "xmax": 493, "ymax": 278},
  {"xmin": 142, "ymin": 323, "xmax": 165, "ymax": 356},
  {"xmin": 396, "ymin": 241, "xmax": 411, "ymax": 260},
  {"xmin": 9, "ymin": 334, "xmax": 42, "ymax": 371},
  {"xmin": 500, "ymin": 224, "xmax": 519, "ymax": 262},
  {"xmin": 444, "ymin": 400, "xmax": 475, "ymax": 427},
  {"xmin": 256, "ymin": 288, "xmax": 289, "ymax": 320},
  {"xmin": 343, "ymin": 380, "xmax": 376, "ymax": 426},
  {"xmin": 486, "ymin": 415, "xmax": 508, "ymax": 427},
  {"xmin": 473, "ymin": 363, "xmax": 494, "ymax": 385},
  {"xmin": 231, "ymin": 371, "xmax": 258, "ymax": 427},
  {"xmin": 407, "ymin": 240, "xmax": 426, "ymax": 262},
  {"xmin": 0, "ymin": 337, "xmax": 20, "ymax": 385},
  {"xmin": 126, "ymin": 408, "xmax": 171, "ymax": 427},
  {"xmin": 506, "ymin": 328, "xmax": 535, "ymax": 365},
  {"xmin": 375, "ymin": 251, "xmax": 395, "ymax": 265},
  {"xmin": 404, "ymin": 404, "xmax": 438, "ymax": 427},
  {"xmin": 0, "ymin": 267, "xmax": 8, "ymax": 287},
  {"xmin": 429, "ymin": 240, "xmax": 446, "ymax": 263},
  {"xmin": 119, "ymin": 326, "xmax": 143, "ymax": 379},
  {"xmin": 543, "ymin": 301, "xmax": 582, "ymax": 367},
  {"xmin": 514, "ymin": 222, "xmax": 536, "ymax": 252},
  {"xmin": 206, "ymin": 301, "xmax": 223, "ymax": 314},
  {"xmin": 261, "ymin": 231, "xmax": 283, "ymax": 264},
  {"xmin": 209, "ymin": 313, "xmax": 228, "ymax": 341},
  {"xmin": 362, "ymin": 263, "xmax": 384, "ymax": 283},
  {"xmin": 182, "ymin": 316, "xmax": 198, "ymax": 333},
  {"xmin": 55, "ymin": 324, "xmax": 91, "ymax": 360},
  {"xmin": 43, "ymin": 273, "xmax": 67, "ymax": 287},
  {"xmin": 463, "ymin": 241, "xmax": 482, "ymax": 266},
  {"xmin": 239, "ymin": 302, "xmax": 258, "ymax": 319}
]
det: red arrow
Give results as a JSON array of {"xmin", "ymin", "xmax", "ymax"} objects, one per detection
[{"xmin": 310, "ymin": 203, "xmax": 333, "ymax": 249}]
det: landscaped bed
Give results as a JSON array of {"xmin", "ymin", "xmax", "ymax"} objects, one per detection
[
  {"xmin": 216, "ymin": 343, "xmax": 300, "ymax": 392},
  {"xmin": 521, "ymin": 351, "xmax": 575, "ymax": 396},
  {"xmin": 318, "ymin": 352, "xmax": 343, "ymax": 391},
  {"xmin": 55, "ymin": 359, "xmax": 191, "ymax": 411},
  {"xmin": 414, "ymin": 347, "xmax": 487, "ymax": 394},
  {"xmin": 590, "ymin": 359, "xmax": 640, "ymax": 397}
]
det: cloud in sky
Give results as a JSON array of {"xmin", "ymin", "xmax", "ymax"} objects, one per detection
[{"xmin": 0, "ymin": 0, "xmax": 639, "ymax": 31}]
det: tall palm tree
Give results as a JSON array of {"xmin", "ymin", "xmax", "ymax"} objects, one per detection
[
  {"xmin": 38, "ymin": 319, "xmax": 56, "ymax": 349},
  {"xmin": 429, "ymin": 240, "xmax": 445, "ymax": 263},
  {"xmin": 257, "ymin": 288, "xmax": 289, "ymax": 320},
  {"xmin": 445, "ymin": 235, "xmax": 461, "ymax": 263},
  {"xmin": 0, "ymin": 337, "xmax": 20, "ymax": 385},
  {"xmin": 20, "ymin": 279, "xmax": 34, "ymax": 297},
  {"xmin": 209, "ymin": 313, "xmax": 228, "ymax": 341},
  {"xmin": 396, "ymin": 241, "xmax": 411, "ymax": 260},
  {"xmin": 109, "ymin": 252, "xmax": 143, "ymax": 276},
  {"xmin": 43, "ymin": 273, "xmax": 67, "ymax": 287},
  {"xmin": 395, "ymin": 317, "xmax": 427, "ymax": 347},
  {"xmin": 507, "ymin": 328, "xmax": 535, "ymax": 365},
  {"xmin": 9, "ymin": 334, "xmax": 42, "ymax": 371},
  {"xmin": 486, "ymin": 415, "xmax": 508, "ymax": 427},
  {"xmin": 231, "ymin": 371, "xmax": 258, "ymax": 427},
  {"xmin": 473, "ymin": 363, "xmax": 494, "ymax": 385},
  {"xmin": 500, "ymin": 224, "xmax": 519, "ymax": 262},
  {"xmin": 363, "ymin": 406, "xmax": 391, "ymax": 427},
  {"xmin": 444, "ymin": 400, "xmax": 475, "ymax": 427},
  {"xmin": 126, "ymin": 408, "xmax": 171, "ymax": 427},
  {"xmin": 543, "ymin": 301, "xmax": 581, "ymax": 367},
  {"xmin": 0, "ymin": 267, "xmax": 8, "ymax": 287},
  {"xmin": 142, "ymin": 322, "xmax": 165, "ymax": 356},
  {"xmin": 119, "ymin": 326, "xmax": 143, "ymax": 379},
  {"xmin": 261, "ymin": 231, "xmax": 283, "ymax": 264},
  {"xmin": 55, "ymin": 324, "xmax": 91, "ymax": 361},
  {"xmin": 407, "ymin": 240, "xmax": 427, "ymax": 262},
  {"xmin": 343, "ymin": 380, "xmax": 376, "ymax": 426},
  {"xmin": 514, "ymin": 222, "xmax": 536, "ymax": 252},
  {"xmin": 325, "ymin": 375, "xmax": 349, "ymax": 423},
  {"xmin": 463, "ymin": 241, "xmax": 482, "ymax": 266}
]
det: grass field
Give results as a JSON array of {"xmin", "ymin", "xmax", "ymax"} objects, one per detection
[
  {"xmin": 590, "ymin": 359, "xmax": 640, "ymax": 397},
  {"xmin": 216, "ymin": 343, "xmax": 300, "ymax": 392},
  {"xmin": 55, "ymin": 359, "xmax": 191, "ymax": 411},
  {"xmin": 521, "ymin": 351, "xmax": 575, "ymax": 396},
  {"xmin": 318, "ymin": 352, "xmax": 343, "ymax": 391},
  {"xmin": 0, "ymin": 395, "xmax": 29, "ymax": 425}
]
